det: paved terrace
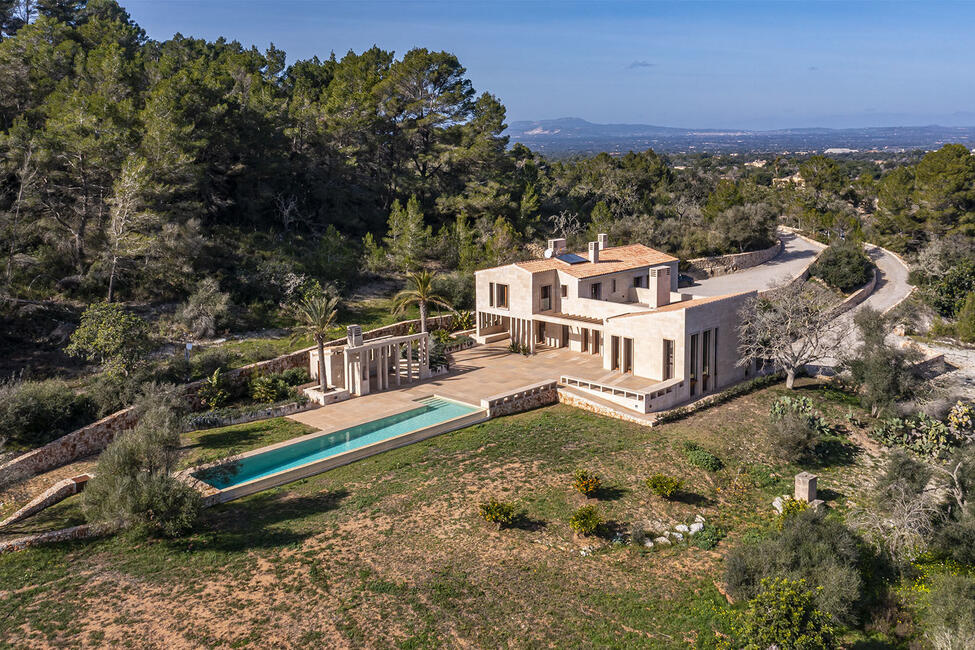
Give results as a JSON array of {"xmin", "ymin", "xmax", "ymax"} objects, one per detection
[{"xmin": 289, "ymin": 341, "xmax": 657, "ymax": 432}]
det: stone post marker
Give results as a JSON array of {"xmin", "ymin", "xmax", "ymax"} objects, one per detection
[{"xmin": 794, "ymin": 472, "xmax": 817, "ymax": 503}]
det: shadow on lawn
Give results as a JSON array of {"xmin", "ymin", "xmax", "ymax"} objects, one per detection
[
  {"xmin": 197, "ymin": 488, "xmax": 350, "ymax": 552},
  {"xmin": 673, "ymin": 490, "xmax": 714, "ymax": 507},
  {"xmin": 591, "ymin": 485, "xmax": 627, "ymax": 501},
  {"xmin": 510, "ymin": 513, "xmax": 547, "ymax": 532}
]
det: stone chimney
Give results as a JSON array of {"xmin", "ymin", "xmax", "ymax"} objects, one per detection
[
  {"xmin": 347, "ymin": 324, "xmax": 363, "ymax": 347},
  {"xmin": 546, "ymin": 238, "xmax": 567, "ymax": 256},
  {"xmin": 648, "ymin": 267, "xmax": 671, "ymax": 308},
  {"xmin": 597, "ymin": 233, "xmax": 609, "ymax": 250},
  {"xmin": 588, "ymin": 241, "xmax": 599, "ymax": 263}
]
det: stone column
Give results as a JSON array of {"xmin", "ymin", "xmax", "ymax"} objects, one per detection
[
  {"xmin": 395, "ymin": 342, "xmax": 402, "ymax": 385},
  {"xmin": 794, "ymin": 472, "xmax": 817, "ymax": 502}
]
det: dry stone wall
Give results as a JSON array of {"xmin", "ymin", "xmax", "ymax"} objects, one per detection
[
  {"xmin": 0, "ymin": 314, "xmax": 455, "ymax": 481},
  {"xmin": 685, "ymin": 238, "xmax": 782, "ymax": 279}
]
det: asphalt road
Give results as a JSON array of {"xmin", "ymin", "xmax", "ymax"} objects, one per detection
[{"xmin": 679, "ymin": 231, "xmax": 824, "ymax": 297}]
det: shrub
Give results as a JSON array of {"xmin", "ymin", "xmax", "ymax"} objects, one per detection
[
  {"xmin": 478, "ymin": 498, "xmax": 518, "ymax": 529},
  {"xmin": 682, "ymin": 441, "xmax": 724, "ymax": 471},
  {"xmin": 724, "ymin": 577, "xmax": 838, "ymax": 650},
  {"xmin": 691, "ymin": 523, "xmax": 726, "ymax": 550},
  {"xmin": 646, "ymin": 474, "xmax": 683, "ymax": 499},
  {"xmin": 189, "ymin": 347, "xmax": 235, "ymax": 380},
  {"xmin": 956, "ymin": 292, "xmax": 975, "ymax": 342},
  {"xmin": 179, "ymin": 278, "xmax": 231, "ymax": 339},
  {"xmin": 768, "ymin": 397, "xmax": 829, "ymax": 463},
  {"xmin": 0, "ymin": 377, "xmax": 95, "ymax": 448},
  {"xmin": 198, "ymin": 369, "xmax": 230, "ymax": 409},
  {"xmin": 280, "ymin": 367, "xmax": 311, "ymax": 386},
  {"xmin": 871, "ymin": 413, "xmax": 972, "ymax": 458},
  {"xmin": 777, "ymin": 497, "xmax": 809, "ymax": 529},
  {"xmin": 724, "ymin": 509, "xmax": 865, "ymax": 625},
  {"xmin": 924, "ymin": 574, "xmax": 975, "ymax": 650},
  {"xmin": 810, "ymin": 240, "xmax": 873, "ymax": 293},
  {"xmin": 572, "ymin": 469, "xmax": 601, "ymax": 497},
  {"xmin": 250, "ymin": 374, "xmax": 292, "ymax": 403},
  {"xmin": 569, "ymin": 504, "xmax": 602, "ymax": 536},
  {"xmin": 83, "ymin": 390, "xmax": 200, "ymax": 537}
]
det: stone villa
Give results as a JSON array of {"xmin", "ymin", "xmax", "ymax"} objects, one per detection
[{"xmin": 473, "ymin": 235, "xmax": 756, "ymax": 413}]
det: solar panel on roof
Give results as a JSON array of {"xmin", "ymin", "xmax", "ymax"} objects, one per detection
[{"xmin": 556, "ymin": 253, "xmax": 588, "ymax": 264}]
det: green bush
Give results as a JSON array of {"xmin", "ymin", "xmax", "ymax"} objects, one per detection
[
  {"xmin": 682, "ymin": 441, "xmax": 724, "ymax": 471},
  {"xmin": 724, "ymin": 577, "xmax": 838, "ymax": 650},
  {"xmin": 777, "ymin": 497, "xmax": 809, "ymax": 530},
  {"xmin": 691, "ymin": 523, "xmax": 726, "ymax": 550},
  {"xmin": 280, "ymin": 367, "xmax": 311, "ymax": 386},
  {"xmin": 83, "ymin": 389, "xmax": 200, "ymax": 537},
  {"xmin": 924, "ymin": 574, "xmax": 975, "ymax": 649},
  {"xmin": 478, "ymin": 498, "xmax": 518, "ymax": 529},
  {"xmin": 189, "ymin": 347, "xmax": 235, "ymax": 380},
  {"xmin": 956, "ymin": 292, "xmax": 975, "ymax": 342},
  {"xmin": 646, "ymin": 474, "xmax": 683, "ymax": 499},
  {"xmin": 809, "ymin": 240, "xmax": 873, "ymax": 293},
  {"xmin": 768, "ymin": 397, "xmax": 830, "ymax": 463},
  {"xmin": 198, "ymin": 369, "xmax": 230, "ymax": 410},
  {"xmin": 572, "ymin": 469, "xmax": 602, "ymax": 497},
  {"xmin": 871, "ymin": 413, "xmax": 971, "ymax": 458},
  {"xmin": 569, "ymin": 504, "xmax": 602, "ymax": 536},
  {"xmin": 250, "ymin": 374, "xmax": 292, "ymax": 403},
  {"xmin": 0, "ymin": 378, "xmax": 95, "ymax": 448},
  {"xmin": 724, "ymin": 509, "xmax": 866, "ymax": 625}
]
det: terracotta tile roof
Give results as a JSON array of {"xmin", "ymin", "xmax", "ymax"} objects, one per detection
[
  {"xmin": 514, "ymin": 244, "xmax": 677, "ymax": 278},
  {"xmin": 607, "ymin": 292, "xmax": 752, "ymax": 318}
]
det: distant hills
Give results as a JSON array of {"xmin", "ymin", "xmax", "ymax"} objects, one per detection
[{"xmin": 504, "ymin": 117, "xmax": 975, "ymax": 156}]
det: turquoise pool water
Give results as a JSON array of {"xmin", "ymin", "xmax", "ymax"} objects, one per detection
[{"xmin": 195, "ymin": 396, "xmax": 481, "ymax": 489}]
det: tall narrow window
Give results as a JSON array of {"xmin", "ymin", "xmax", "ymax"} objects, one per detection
[
  {"xmin": 592, "ymin": 331, "xmax": 601, "ymax": 355},
  {"xmin": 497, "ymin": 284, "xmax": 509, "ymax": 309},
  {"xmin": 663, "ymin": 339, "xmax": 675, "ymax": 380},
  {"xmin": 561, "ymin": 284, "xmax": 567, "ymax": 297},
  {"xmin": 540, "ymin": 285, "xmax": 551, "ymax": 311},
  {"xmin": 611, "ymin": 279, "xmax": 617, "ymax": 293},
  {"xmin": 702, "ymin": 330, "xmax": 711, "ymax": 392},
  {"xmin": 489, "ymin": 282, "xmax": 495, "ymax": 307},
  {"xmin": 689, "ymin": 333, "xmax": 699, "ymax": 396},
  {"xmin": 590, "ymin": 282, "xmax": 602, "ymax": 300},
  {"xmin": 582, "ymin": 328, "xmax": 589, "ymax": 352}
]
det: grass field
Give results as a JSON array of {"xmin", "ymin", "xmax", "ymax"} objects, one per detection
[{"xmin": 0, "ymin": 381, "xmax": 905, "ymax": 648}]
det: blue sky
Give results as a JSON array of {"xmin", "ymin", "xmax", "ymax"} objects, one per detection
[{"xmin": 122, "ymin": 1, "xmax": 975, "ymax": 130}]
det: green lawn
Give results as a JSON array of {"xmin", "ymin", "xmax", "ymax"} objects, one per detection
[
  {"xmin": 178, "ymin": 418, "xmax": 317, "ymax": 470},
  {"xmin": 0, "ymin": 382, "xmax": 919, "ymax": 648}
]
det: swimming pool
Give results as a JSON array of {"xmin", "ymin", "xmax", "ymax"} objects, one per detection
[{"xmin": 194, "ymin": 396, "xmax": 484, "ymax": 493}]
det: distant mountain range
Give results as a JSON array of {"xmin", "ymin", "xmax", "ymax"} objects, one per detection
[{"xmin": 503, "ymin": 117, "xmax": 975, "ymax": 156}]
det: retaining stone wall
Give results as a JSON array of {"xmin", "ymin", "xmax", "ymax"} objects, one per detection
[
  {"xmin": 685, "ymin": 238, "xmax": 782, "ymax": 279},
  {"xmin": 0, "ymin": 408, "xmax": 138, "ymax": 480},
  {"xmin": 0, "ymin": 523, "xmax": 106, "ymax": 555},
  {"xmin": 1, "ymin": 314, "xmax": 454, "ymax": 481},
  {"xmin": 0, "ymin": 474, "xmax": 90, "ymax": 529}
]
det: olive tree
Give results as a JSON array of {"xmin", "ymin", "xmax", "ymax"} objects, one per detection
[
  {"xmin": 83, "ymin": 385, "xmax": 200, "ymax": 537},
  {"xmin": 737, "ymin": 282, "xmax": 846, "ymax": 389},
  {"xmin": 66, "ymin": 302, "xmax": 151, "ymax": 377}
]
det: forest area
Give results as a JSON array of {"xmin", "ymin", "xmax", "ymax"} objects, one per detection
[{"xmin": 0, "ymin": 0, "xmax": 973, "ymax": 380}]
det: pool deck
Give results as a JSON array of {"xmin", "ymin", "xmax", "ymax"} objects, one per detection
[{"xmin": 288, "ymin": 341, "xmax": 655, "ymax": 432}]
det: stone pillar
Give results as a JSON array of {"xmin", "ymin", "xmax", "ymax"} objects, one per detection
[
  {"xmin": 420, "ymin": 335, "xmax": 431, "ymax": 379},
  {"xmin": 795, "ymin": 472, "xmax": 817, "ymax": 502},
  {"xmin": 395, "ymin": 343, "xmax": 402, "ymax": 385}
]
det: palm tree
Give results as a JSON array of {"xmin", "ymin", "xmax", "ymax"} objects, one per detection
[
  {"xmin": 292, "ymin": 293, "xmax": 340, "ymax": 391},
  {"xmin": 391, "ymin": 270, "xmax": 453, "ymax": 333}
]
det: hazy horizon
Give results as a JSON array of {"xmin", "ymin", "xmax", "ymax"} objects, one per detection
[{"xmin": 121, "ymin": 0, "xmax": 975, "ymax": 131}]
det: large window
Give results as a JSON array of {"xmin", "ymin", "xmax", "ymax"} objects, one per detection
[
  {"xmin": 663, "ymin": 339, "xmax": 675, "ymax": 380},
  {"xmin": 496, "ymin": 284, "xmax": 509, "ymax": 309},
  {"xmin": 689, "ymin": 333, "xmax": 699, "ymax": 396},
  {"xmin": 590, "ymin": 282, "xmax": 602, "ymax": 300},
  {"xmin": 633, "ymin": 275, "xmax": 645, "ymax": 288}
]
